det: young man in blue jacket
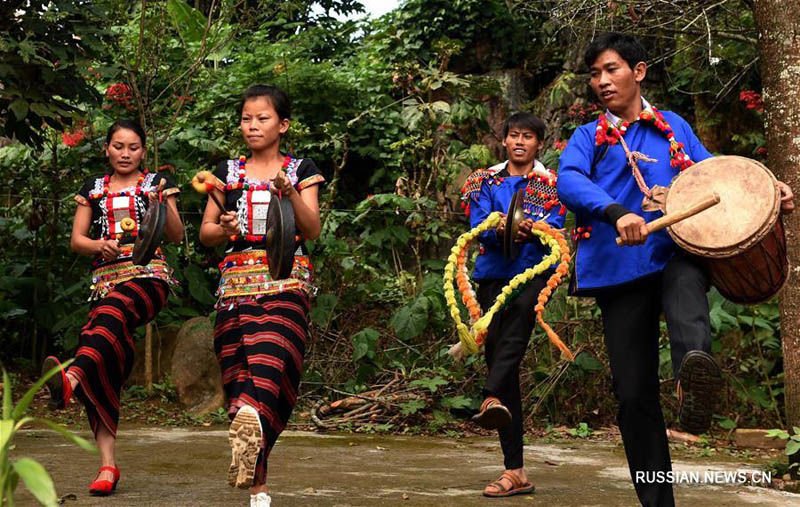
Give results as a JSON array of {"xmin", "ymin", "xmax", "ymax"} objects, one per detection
[
  {"xmin": 462, "ymin": 112, "xmax": 565, "ymax": 498},
  {"xmin": 557, "ymin": 33, "xmax": 793, "ymax": 506}
]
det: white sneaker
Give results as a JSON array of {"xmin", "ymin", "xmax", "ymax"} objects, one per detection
[
  {"xmin": 250, "ymin": 492, "xmax": 271, "ymax": 507},
  {"xmin": 228, "ymin": 405, "xmax": 263, "ymax": 488}
]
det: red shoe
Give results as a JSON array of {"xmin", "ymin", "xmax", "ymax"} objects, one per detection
[
  {"xmin": 89, "ymin": 466, "xmax": 120, "ymax": 496},
  {"xmin": 42, "ymin": 356, "xmax": 72, "ymax": 410}
]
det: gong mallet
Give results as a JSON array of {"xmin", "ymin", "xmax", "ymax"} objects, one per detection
[
  {"xmin": 193, "ymin": 170, "xmax": 238, "ymax": 242},
  {"xmin": 192, "ymin": 170, "xmax": 228, "ymax": 214},
  {"xmin": 615, "ymin": 192, "xmax": 721, "ymax": 246}
]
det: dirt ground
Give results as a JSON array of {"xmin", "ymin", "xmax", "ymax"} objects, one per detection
[{"xmin": 12, "ymin": 426, "xmax": 800, "ymax": 506}]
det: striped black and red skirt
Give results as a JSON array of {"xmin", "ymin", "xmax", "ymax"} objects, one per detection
[
  {"xmin": 214, "ymin": 289, "xmax": 310, "ymax": 483},
  {"xmin": 67, "ymin": 277, "xmax": 168, "ymax": 437}
]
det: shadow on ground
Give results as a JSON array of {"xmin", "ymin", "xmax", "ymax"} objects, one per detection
[{"xmin": 13, "ymin": 427, "xmax": 800, "ymax": 506}]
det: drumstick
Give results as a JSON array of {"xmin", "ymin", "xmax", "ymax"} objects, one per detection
[{"xmin": 615, "ymin": 192, "xmax": 720, "ymax": 246}]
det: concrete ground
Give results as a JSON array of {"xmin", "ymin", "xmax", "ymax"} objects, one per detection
[{"xmin": 13, "ymin": 427, "xmax": 800, "ymax": 506}]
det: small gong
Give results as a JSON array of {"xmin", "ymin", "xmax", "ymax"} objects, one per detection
[
  {"xmin": 503, "ymin": 188, "xmax": 525, "ymax": 260},
  {"xmin": 265, "ymin": 194, "xmax": 297, "ymax": 280},
  {"xmin": 132, "ymin": 198, "xmax": 166, "ymax": 266}
]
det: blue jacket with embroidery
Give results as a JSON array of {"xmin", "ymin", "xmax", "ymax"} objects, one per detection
[
  {"xmin": 556, "ymin": 110, "xmax": 713, "ymax": 293},
  {"xmin": 466, "ymin": 163, "xmax": 566, "ymax": 280}
]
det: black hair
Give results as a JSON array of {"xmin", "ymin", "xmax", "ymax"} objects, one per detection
[
  {"xmin": 240, "ymin": 85, "xmax": 291, "ymax": 120},
  {"xmin": 584, "ymin": 32, "xmax": 647, "ymax": 71},
  {"xmin": 502, "ymin": 112, "xmax": 546, "ymax": 141},
  {"xmin": 106, "ymin": 119, "xmax": 146, "ymax": 146}
]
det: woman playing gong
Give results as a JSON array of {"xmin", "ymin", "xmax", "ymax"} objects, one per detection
[
  {"xmin": 43, "ymin": 119, "xmax": 183, "ymax": 496},
  {"xmin": 198, "ymin": 85, "xmax": 323, "ymax": 507}
]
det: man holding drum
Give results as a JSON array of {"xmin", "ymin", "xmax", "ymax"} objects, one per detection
[{"xmin": 557, "ymin": 32, "xmax": 793, "ymax": 506}]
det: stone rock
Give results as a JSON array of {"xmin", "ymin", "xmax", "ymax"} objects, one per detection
[
  {"xmin": 734, "ymin": 428, "xmax": 786, "ymax": 449},
  {"xmin": 129, "ymin": 324, "xmax": 181, "ymax": 385},
  {"xmin": 171, "ymin": 316, "xmax": 225, "ymax": 416}
]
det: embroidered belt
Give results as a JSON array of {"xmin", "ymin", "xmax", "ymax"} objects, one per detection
[
  {"xmin": 216, "ymin": 249, "xmax": 315, "ymax": 307},
  {"xmin": 89, "ymin": 245, "xmax": 177, "ymax": 301}
]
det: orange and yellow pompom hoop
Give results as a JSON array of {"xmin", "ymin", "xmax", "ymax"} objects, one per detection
[{"xmin": 443, "ymin": 212, "xmax": 574, "ymax": 361}]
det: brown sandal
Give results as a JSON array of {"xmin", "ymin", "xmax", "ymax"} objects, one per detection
[
  {"xmin": 483, "ymin": 471, "xmax": 535, "ymax": 498},
  {"xmin": 471, "ymin": 397, "xmax": 512, "ymax": 430}
]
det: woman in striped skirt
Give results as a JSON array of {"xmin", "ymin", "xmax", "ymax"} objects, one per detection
[
  {"xmin": 199, "ymin": 85, "xmax": 323, "ymax": 507},
  {"xmin": 43, "ymin": 119, "xmax": 183, "ymax": 496}
]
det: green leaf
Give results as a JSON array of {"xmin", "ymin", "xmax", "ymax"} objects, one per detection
[
  {"xmin": 409, "ymin": 376, "xmax": 448, "ymax": 393},
  {"xmin": 12, "ymin": 359, "xmax": 73, "ymax": 421},
  {"xmin": 391, "ymin": 300, "xmax": 428, "ymax": 340},
  {"xmin": 350, "ymin": 327, "xmax": 380, "ymax": 362},
  {"xmin": 3, "ymin": 368, "xmax": 11, "ymax": 419},
  {"xmin": 9, "ymin": 467, "xmax": 20, "ymax": 496},
  {"xmin": 765, "ymin": 429, "xmax": 789, "ymax": 439},
  {"xmin": 29, "ymin": 419, "xmax": 97, "ymax": 454},
  {"xmin": 1, "ymin": 420, "xmax": 14, "ymax": 453},
  {"xmin": 441, "ymin": 395, "xmax": 472, "ymax": 409},
  {"xmin": 399, "ymin": 399, "xmax": 425, "ymax": 415},
  {"xmin": 9, "ymin": 98, "xmax": 28, "ymax": 121},
  {"xmin": 574, "ymin": 352, "xmax": 603, "ymax": 372},
  {"xmin": 183, "ymin": 264, "xmax": 215, "ymax": 306},
  {"xmin": 431, "ymin": 100, "xmax": 451, "ymax": 114},
  {"xmin": 13, "ymin": 227, "xmax": 32, "ymax": 241},
  {"xmin": 2, "ymin": 308, "xmax": 27, "ymax": 319},
  {"xmin": 12, "ymin": 458, "xmax": 57, "ymax": 507},
  {"xmin": 310, "ymin": 293, "xmax": 338, "ymax": 327},
  {"xmin": 29, "ymin": 103, "xmax": 58, "ymax": 120},
  {"xmin": 786, "ymin": 439, "xmax": 800, "ymax": 456},
  {"xmin": 167, "ymin": 0, "xmax": 207, "ymax": 44},
  {"xmin": 400, "ymin": 105, "xmax": 423, "ymax": 130},
  {"xmin": 14, "ymin": 415, "xmax": 34, "ymax": 431},
  {"xmin": 717, "ymin": 418, "xmax": 737, "ymax": 430}
]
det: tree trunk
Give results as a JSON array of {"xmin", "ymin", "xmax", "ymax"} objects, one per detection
[{"xmin": 753, "ymin": 0, "xmax": 800, "ymax": 477}]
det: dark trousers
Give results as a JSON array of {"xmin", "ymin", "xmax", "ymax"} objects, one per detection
[
  {"xmin": 594, "ymin": 254, "xmax": 711, "ymax": 507},
  {"xmin": 476, "ymin": 275, "xmax": 548, "ymax": 470}
]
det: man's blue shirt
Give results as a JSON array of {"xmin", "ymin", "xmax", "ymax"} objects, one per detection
[
  {"xmin": 469, "ymin": 163, "xmax": 566, "ymax": 280},
  {"xmin": 556, "ymin": 110, "xmax": 713, "ymax": 293}
]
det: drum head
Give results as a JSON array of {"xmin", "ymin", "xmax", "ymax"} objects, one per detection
[
  {"xmin": 666, "ymin": 156, "xmax": 780, "ymax": 258},
  {"xmin": 265, "ymin": 196, "xmax": 296, "ymax": 280},
  {"xmin": 503, "ymin": 188, "xmax": 525, "ymax": 260},
  {"xmin": 132, "ymin": 201, "xmax": 166, "ymax": 266}
]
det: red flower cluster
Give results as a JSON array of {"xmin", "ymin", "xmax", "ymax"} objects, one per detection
[
  {"xmin": 553, "ymin": 139, "xmax": 567, "ymax": 152},
  {"xmin": 568, "ymin": 103, "xmax": 600, "ymax": 122},
  {"xmin": 105, "ymin": 83, "xmax": 134, "ymax": 110},
  {"xmin": 739, "ymin": 90, "xmax": 764, "ymax": 112},
  {"xmin": 62, "ymin": 129, "xmax": 85, "ymax": 147},
  {"xmin": 62, "ymin": 121, "xmax": 87, "ymax": 147}
]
